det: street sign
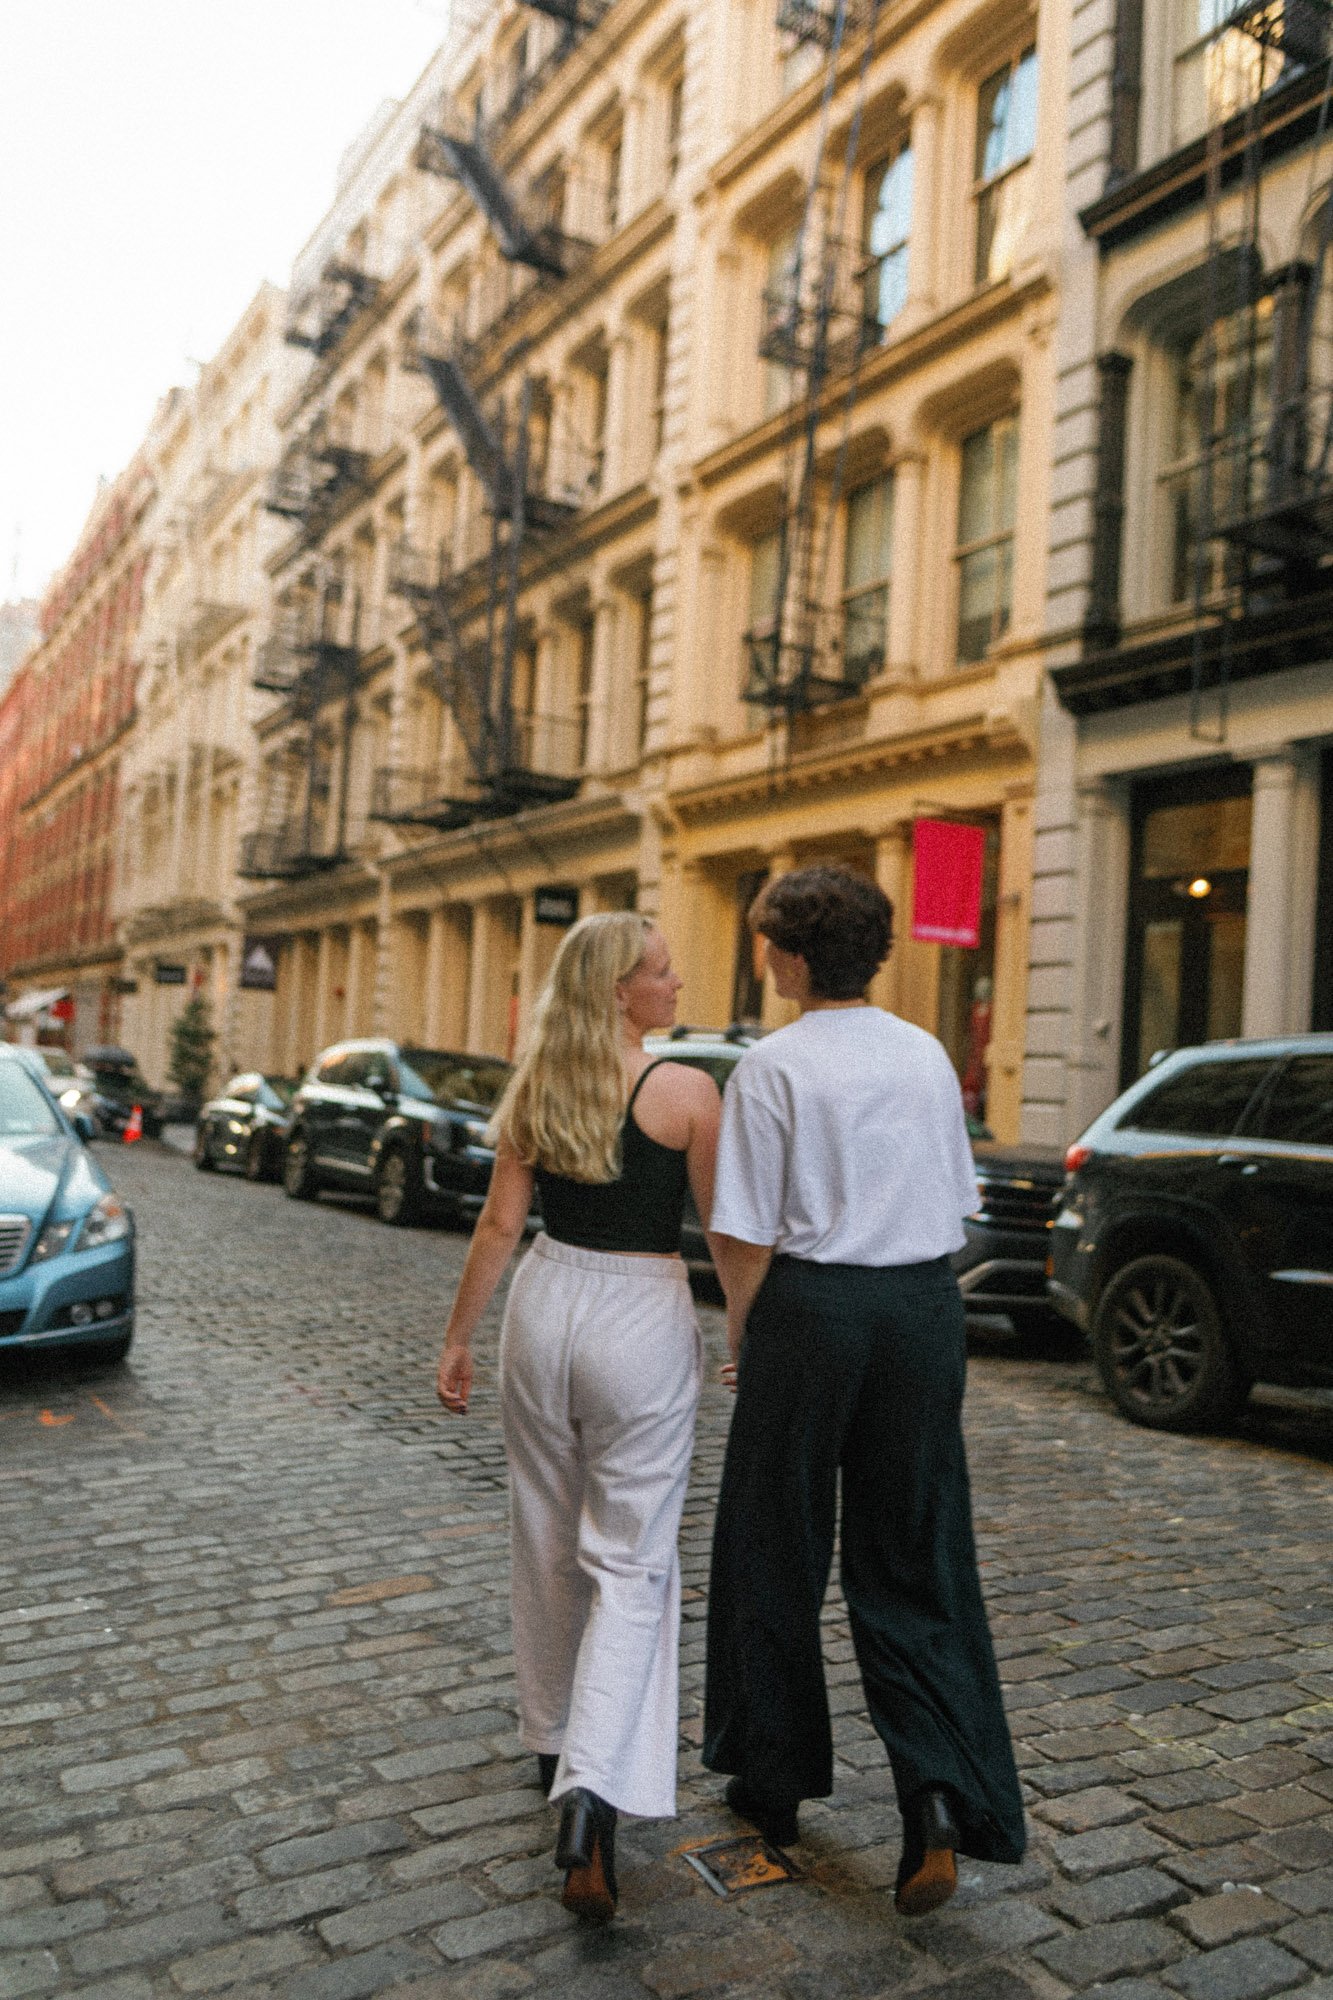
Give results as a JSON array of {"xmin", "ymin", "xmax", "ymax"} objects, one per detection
[
  {"xmin": 154, "ymin": 962, "xmax": 188, "ymax": 986},
  {"xmin": 534, "ymin": 885, "xmax": 578, "ymax": 927}
]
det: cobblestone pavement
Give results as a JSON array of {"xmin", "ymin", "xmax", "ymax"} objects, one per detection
[{"xmin": 4, "ymin": 1145, "xmax": 1333, "ymax": 2000}]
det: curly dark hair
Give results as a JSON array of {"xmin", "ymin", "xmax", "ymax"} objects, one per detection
[{"xmin": 750, "ymin": 864, "xmax": 893, "ymax": 1001}]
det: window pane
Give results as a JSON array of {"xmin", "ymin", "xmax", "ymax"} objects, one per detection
[
  {"xmin": 1141, "ymin": 793, "xmax": 1252, "ymax": 879},
  {"xmin": 1204, "ymin": 909, "xmax": 1247, "ymax": 1041},
  {"xmin": 959, "ymin": 426, "xmax": 996, "ymax": 542},
  {"xmin": 865, "ymin": 147, "xmax": 913, "ymax": 257},
  {"xmin": 750, "ymin": 531, "xmax": 782, "ymax": 626},
  {"xmin": 976, "ymin": 161, "xmax": 1033, "ymax": 284},
  {"xmin": 997, "ymin": 416, "xmax": 1020, "ymax": 530},
  {"xmin": 844, "ymin": 477, "xmax": 894, "ymax": 590},
  {"xmin": 976, "ymin": 64, "xmax": 1011, "ymax": 181},
  {"xmin": 1256, "ymin": 1056, "xmax": 1333, "ymax": 1146},
  {"xmin": 871, "ymin": 246, "xmax": 909, "ymax": 328},
  {"xmin": 843, "ymin": 586, "xmax": 888, "ymax": 679},
  {"xmin": 1121, "ymin": 1057, "xmax": 1276, "ymax": 1136},
  {"xmin": 976, "ymin": 48, "xmax": 1038, "ymax": 182},
  {"xmin": 958, "ymin": 546, "xmax": 998, "ymax": 662}
]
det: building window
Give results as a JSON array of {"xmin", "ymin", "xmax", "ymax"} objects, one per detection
[
  {"xmin": 1173, "ymin": 0, "xmax": 1280, "ymax": 148},
  {"xmin": 635, "ymin": 586, "xmax": 653, "ymax": 756},
  {"xmin": 1159, "ymin": 299, "xmax": 1273, "ymax": 605},
  {"xmin": 763, "ymin": 228, "xmax": 800, "ymax": 416},
  {"xmin": 956, "ymin": 414, "xmax": 1019, "ymax": 663},
  {"xmin": 863, "ymin": 143, "xmax": 914, "ymax": 335},
  {"xmin": 604, "ymin": 124, "xmax": 623, "ymax": 235},
  {"xmin": 576, "ymin": 617, "xmax": 596, "ymax": 768},
  {"xmin": 665, "ymin": 72, "xmax": 685, "ymax": 182},
  {"xmin": 841, "ymin": 475, "xmax": 894, "ymax": 683},
  {"xmin": 974, "ymin": 47, "xmax": 1038, "ymax": 285}
]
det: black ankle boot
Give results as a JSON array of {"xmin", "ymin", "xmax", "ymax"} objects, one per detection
[
  {"xmin": 724, "ymin": 1775, "xmax": 799, "ymax": 1848},
  {"xmin": 537, "ymin": 1753, "xmax": 558, "ymax": 1797},
  {"xmin": 895, "ymin": 1786, "xmax": 960, "ymax": 1917},
  {"xmin": 555, "ymin": 1787, "xmax": 618, "ymax": 1919}
]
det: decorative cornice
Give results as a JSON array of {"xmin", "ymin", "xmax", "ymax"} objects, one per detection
[{"xmin": 666, "ymin": 712, "xmax": 1029, "ymax": 826}]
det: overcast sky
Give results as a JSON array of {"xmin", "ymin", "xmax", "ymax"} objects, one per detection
[{"xmin": 0, "ymin": 2, "xmax": 457, "ymax": 602}]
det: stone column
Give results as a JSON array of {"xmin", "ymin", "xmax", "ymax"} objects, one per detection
[
  {"xmin": 602, "ymin": 328, "xmax": 634, "ymax": 495},
  {"xmin": 902, "ymin": 96, "xmax": 941, "ymax": 324},
  {"xmin": 1242, "ymin": 749, "xmax": 1305, "ymax": 1038},
  {"xmin": 870, "ymin": 822, "xmax": 912, "ymax": 1014},
  {"xmin": 886, "ymin": 453, "xmax": 925, "ymax": 677},
  {"xmin": 423, "ymin": 906, "xmax": 449, "ymax": 1046},
  {"xmin": 760, "ymin": 846, "xmax": 798, "ymax": 1030},
  {"xmin": 584, "ymin": 595, "xmax": 620, "ymax": 775},
  {"xmin": 310, "ymin": 929, "xmax": 334, "ymax": 1055},
  {"xmin": 986, "ymin": 787, "xmax": 1036, "ymax": 1142},
  {"xmin": 1064, "ymin": 779, "xmax": 1131, "ymax": 1131}
]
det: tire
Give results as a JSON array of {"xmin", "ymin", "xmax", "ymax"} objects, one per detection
[
  {"xmin": 193, "ymin": 1125, "xmax": 215, "ymax": 1171},
  {"xmin": 283, "ymin": 1130, "xmax": 320, "ymax": 1201},
  {"xmin": 375, "ymin": 1145, "xmax": 423, "ymax": 1226},
  {"xmin": 244, "ymin": 1132, "xmax": 269, "ymax": 1183},
  {"xmin": 1092, "ymin": 1252, "xmax": 1248, "ymax": 1432}
]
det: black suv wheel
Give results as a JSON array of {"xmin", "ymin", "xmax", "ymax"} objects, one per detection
[
  {"xmin": 375, "ymin": 1145, "xmax": 423, "ymax": 1226},
  {"xmin": 245, "ymin": 1132, "xmax": 269, "ymax": 1182},
  {"xmin": 283, "ymin": 1131, "xmax": 320, "ymax": 1201},
  {"xmin": 1092, "ymin": 1253, "xmax": 1248, "ymax": 1432}
]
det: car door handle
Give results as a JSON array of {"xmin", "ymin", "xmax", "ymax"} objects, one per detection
[{"xmin": 1216, "ymin": 1155, "xmax": 1259, "ymax": 1174}]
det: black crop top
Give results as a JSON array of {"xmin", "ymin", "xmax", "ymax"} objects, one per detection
[{"xmin": 535, "ymin": 1061, "xmax": 690, "ymax": 1255}]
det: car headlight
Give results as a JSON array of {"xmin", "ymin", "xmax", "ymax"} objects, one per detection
[
  {"xmin": 31, "ymin": 1219, "xmax": 76, "ymax": 1262},
  {"xmin": 59, "ymin": 1087, "xmax": 82, "ymax": 1109},
  {"xmin": 79, "ymin": 1194, "xmax": 131, "ymax": 1251}
]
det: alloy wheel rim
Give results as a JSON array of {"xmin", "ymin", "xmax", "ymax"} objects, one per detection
[{"xmin": 1108, "ymin": 1273, "xmax": 1205, "ymax": 1408}]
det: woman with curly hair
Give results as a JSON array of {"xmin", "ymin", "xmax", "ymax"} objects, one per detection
[
  {"xmin": 704, "ymin": 864, "xmax": 1024, "ymax": 1915},
  {"xmin": 435, "ymin": 912, "xmax": 720, "ymax": 1921}
]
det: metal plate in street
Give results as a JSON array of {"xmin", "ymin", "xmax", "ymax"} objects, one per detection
[{"xmin": 680, "ymin": 1834, "xmax": 802, "ymax": 1897}]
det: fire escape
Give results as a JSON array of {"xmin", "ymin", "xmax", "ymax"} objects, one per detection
[
  {"xmin": 1062, "ymin": 0, "xmax": 1333, "ymax": 720},
  {"xmin": 743, "ymin": 0, "xmax": 889, "ymax": 717},
  {"xmin": 372, "ymin": 31, "xmax": 604, "ymax": 835},
  {"xmin": 239, "ymin": 575, "xmax": 367, "ymax": 880}
]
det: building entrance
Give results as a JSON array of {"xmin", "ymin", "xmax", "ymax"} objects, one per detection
[{"xmin": 1122, "ymin": 769, "xmax": 1252, "ymax": 1086}]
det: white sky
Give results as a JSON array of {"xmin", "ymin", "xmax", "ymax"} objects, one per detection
[{"xmin": 0, "ymin": 1, "xmax": 457, "ymax": 602}]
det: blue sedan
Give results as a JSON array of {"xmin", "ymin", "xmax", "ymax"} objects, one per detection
[{"xmin": 0, "ymin": 1049, "xmax": 135, "ymax": 1362}]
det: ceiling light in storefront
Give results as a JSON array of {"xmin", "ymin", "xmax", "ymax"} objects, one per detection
[{"xmin": 1188, "ymin": 877, "xmax": 1212, "ymax": 898}]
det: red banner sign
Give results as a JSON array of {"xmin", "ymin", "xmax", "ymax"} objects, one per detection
[{"xmin": 911, "ymin": 819, "xmax": 986, "ymax": 948}]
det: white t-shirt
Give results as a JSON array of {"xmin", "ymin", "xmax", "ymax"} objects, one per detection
[{"xmin": 710, "ymin": 1006, "xmax": 981, "ymax": 1266}]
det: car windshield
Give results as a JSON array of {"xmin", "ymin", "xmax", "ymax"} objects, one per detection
[
  {"xmin": 37, "ymin": 1049, "xmax": 77, "ymax": 1078},
  {"xmin": 0, "ymin": 1062, "xmax": 64, "ymax": 1138},
  {"xmin": 399, "ymin": 1050, "xmax": 510, "ymax": 1110},
  {"xmin": 261, "ymin": 1076, "xmax": 296, "ymax": 1107}
]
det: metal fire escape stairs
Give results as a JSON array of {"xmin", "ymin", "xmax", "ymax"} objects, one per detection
[
  {"xmin": 744, "ymin": 0, "xmax": 887, "ymax": 719},
  {"xmin": 380, "ymin": 64, "xmax": 601, "ymax": 832},
  {"xmin": 1187, "ymin": 0, "xmax": 1333, "ymax": 739}
]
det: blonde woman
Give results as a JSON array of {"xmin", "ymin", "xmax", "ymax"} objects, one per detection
[{"xmin": 435, "ymin": 913, "xmax": 720, "ymax": 1920}]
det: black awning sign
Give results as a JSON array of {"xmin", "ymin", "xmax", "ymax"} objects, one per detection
[
  {"xmin": 155, "ymin": 962, "xmax": 188, "ymax": 986},
  {"xmin": 240, "ymin": 938, "xmax": 278, "ymax": 991},
  {"xmin": 534, "ymin": 886, "xmax": 579, "ymax": 927}
]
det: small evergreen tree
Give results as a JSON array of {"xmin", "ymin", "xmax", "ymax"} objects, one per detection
[{"xmin": 167, "ymin": 993, "xmax": 215, "ymax": 1105}]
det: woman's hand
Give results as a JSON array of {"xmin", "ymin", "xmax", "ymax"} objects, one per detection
[{"xmin": 437, "ymin": 1341, "xmax": 472, "ymax": 1415}]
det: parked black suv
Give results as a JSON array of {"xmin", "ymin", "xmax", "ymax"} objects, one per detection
[
  {"xmin": 646, "ymin": 1025, "xmax": 1066, "ymax": 1319},
  {"xmin": 80, "ymin": 1047, "xmax": 164, "ymax": 1140},
  {"xmin": 283, "ymin": 1040, "xmax": 511, "ymax": 1224},
  {"xmin": 1050, "ymin": 1034, "xmax": 1333, "ymax": 1431}
]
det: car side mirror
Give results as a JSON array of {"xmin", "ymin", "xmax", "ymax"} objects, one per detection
[{"xmin": 73, "ymin": 1112, "xmax": 97, "ymax": 1143}]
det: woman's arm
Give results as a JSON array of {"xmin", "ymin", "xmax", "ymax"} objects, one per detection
[
  {"xmin": 436, "ymin": 1145, "xmax": 534, "ymax": 1415},
  {"xmin": 711, "ymin": 1234, "xmax": 774, "ymax": 1382}
]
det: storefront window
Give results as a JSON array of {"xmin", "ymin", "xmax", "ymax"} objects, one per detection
[
  {"xmin": 1123, "ymin": 774, "xmax": 1252, "ymax": 1085},
  {"xmin": 731, "ymin": 868, "xmax": 768, "ymax": 1024}
]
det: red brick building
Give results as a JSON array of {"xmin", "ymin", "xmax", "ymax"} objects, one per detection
[{"xmin": 1, "ymin": 461, "xmax": 152, "ymax": 1050}]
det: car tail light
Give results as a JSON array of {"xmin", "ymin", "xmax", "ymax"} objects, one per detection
[{"xmin": 1064, "ymin": 1143, "xmax": 1092, "ymax": 1174}]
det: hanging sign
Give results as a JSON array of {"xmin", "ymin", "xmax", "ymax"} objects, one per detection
[
  {"xmin": 911, "ymin": 819, "xmax": 986, "ymax": 948},
  {"xmin": 240, "ymin": 938, "xmax": 278, "ymax": 991},
  {"xmin": 534, "ymin": 885, "xmax": 579, "ymax": 927},
  {"xmin": 154, "ymin": 962, "xmax": 188, "ymax": 986}
]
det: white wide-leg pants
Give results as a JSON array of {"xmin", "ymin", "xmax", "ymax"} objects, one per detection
[{"xmin": 499, "ymin": 1232, "xmax": 702, "ymax": 1819}]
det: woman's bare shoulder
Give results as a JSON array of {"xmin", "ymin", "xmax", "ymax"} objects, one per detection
[{"xmin": 643, "ymin": 1059, "xmax": 721, "ymax": 1102}]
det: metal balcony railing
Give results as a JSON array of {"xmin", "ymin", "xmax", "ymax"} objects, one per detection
[
  {"xmin": 236, "ymin": 823, "xmax": 344, "ymax": 881},
  {"xmin": 369, "ymin": 713, "xmax": 583, "ymax": 832},
  {"xmin": 775, "ymin": 0, "xmax": 873, "ymax": 49}
]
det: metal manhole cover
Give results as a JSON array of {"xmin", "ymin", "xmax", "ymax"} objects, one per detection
[{"xmin": 680, "ymin": 1834, "xmax": 803, "ymax": 1897}]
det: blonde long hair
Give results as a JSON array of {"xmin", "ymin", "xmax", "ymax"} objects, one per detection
[{"xmin": 488, "ymin": 911, "xmax": 652, "ymax": 1183}]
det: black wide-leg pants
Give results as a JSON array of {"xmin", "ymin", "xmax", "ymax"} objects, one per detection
[{"xmin": 703, "ymin": 1252, "xmax": 1025, "ymax": 1865}]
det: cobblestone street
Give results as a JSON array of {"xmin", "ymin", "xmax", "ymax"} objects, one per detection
[{"xmin": 4, "ymin": 1144, "xmax": 1333, "ymax": 2000}]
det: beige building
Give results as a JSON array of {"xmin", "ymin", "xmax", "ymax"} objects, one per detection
[
  {"xmin": 1023, "ymin": 0, "xmax": 1333, "ymax": 1144},
  {"xmin": 234, "ymin": 0, "xmax": 1067, "ymax": 1138},
  {"xmin": 114, "ymin": 286, "xmax": 292, "ymax": 1088}
]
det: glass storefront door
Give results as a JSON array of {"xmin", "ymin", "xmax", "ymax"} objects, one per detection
[{"xmin": 1122, "ymin": 770, "xmax": 1252, "ymax": 1086}]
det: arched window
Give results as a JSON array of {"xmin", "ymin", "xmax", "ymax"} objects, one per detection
[{"xmin": 862, "ymin": 143, "xmax": 914, "ymax": 335}]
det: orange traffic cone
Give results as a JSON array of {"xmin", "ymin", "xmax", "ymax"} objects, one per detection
[{"xmin": 123, "ymin": 1104, "xmax": 143, "ymax": 1144}]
